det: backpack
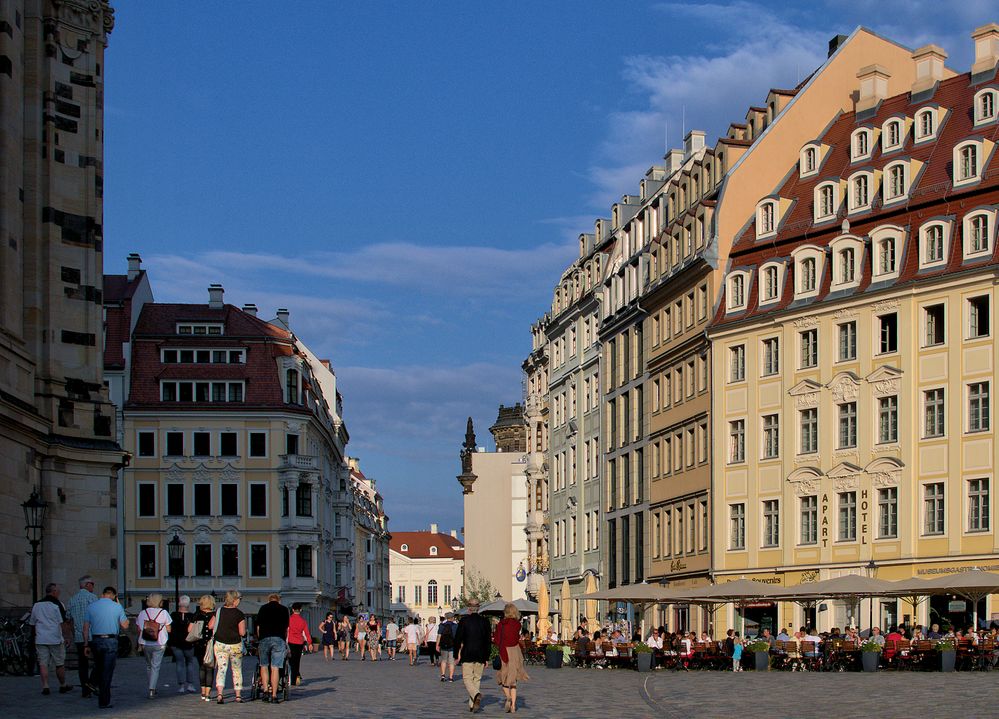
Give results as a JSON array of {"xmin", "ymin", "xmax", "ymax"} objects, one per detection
[
  {"xmin": 141, "ymin": 609, "xmax": 165, "ymax": 642},
  {"xmin": 438, "ymin": 621, "xmax": 455, "ymax": 650}
]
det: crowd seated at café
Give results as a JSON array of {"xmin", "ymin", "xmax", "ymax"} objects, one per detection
[{"xmin": 518, "ymin": 620, "xmax": 999, "ymax": 672}]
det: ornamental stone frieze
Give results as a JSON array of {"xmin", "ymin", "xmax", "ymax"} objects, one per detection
[
  {"xmin": 792, "ymin": 315, "xmax": 820, "ymax": 328},
  {"xmin": 828, "ymin": 372, "xmax": 861, "ymax": 403},
  {"xmin": 866, "ymin": 366, "xmax": 903, "ymax": 396},
  {"xmin": 166, "ymin": 465, "xmax": 186, "ymax": 483},
  {"xmin": 832, "ymin": 308, "xmax": 858, "ymax": 320},
  {"xmin": 789, "ymin": 379, "xmax": 822, "ymax": 408},
  {"xmin": 871, "ymin": 298, "xmax": 901, "ymax": 312},
  {"xmin": 787, "ymin": 467, "xmax": 821, "ymax": 496}
]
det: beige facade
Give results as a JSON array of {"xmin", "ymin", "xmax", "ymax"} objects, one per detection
[
  {"xmin": 389, "ymin": 527, "xmax": 463, "ymax": 622},
  {"xmin": 348, "ymin": 458, "xmax": 391, "ymax": 618},
  {"xmin": 0, "ymin": 0, "xmax": 124, "ymax": 605},
  {"xmin": 522, "ymin": 322, "xmax": 549, "ymax": 598},
  {"xmin": 711, "ymin": 28, "xmax": 999, "ymax": 634}
]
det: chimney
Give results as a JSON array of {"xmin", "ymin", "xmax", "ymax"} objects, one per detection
[
  {"xmin": 242, "ymin": 303, "xmax": 257, "ymax": 317},
  {"xmin": 208, "ymin": 283, "xmax": 224, "ymax": 309},
  {"xmin": 855, "ymin": 64, "xmax": 891, "ymax": 113},
  {"xmin": 664, "ymin": 148, "xmax": 684, "ymax": 174},
  {"xmin": 275, "ymin": 308, "xmax": 290, "ymax": 329},
  {"xmin": 828, "ymin": 34, "xmax": 848, "ymax": 58},
  {"xmin": 126, "ymin": 253, "xmax": 142, "ymax": 280},
  {"xmin": 972, "ymin": 24, "xmax": 999, "ymax": 76},
  {"xmin": 911, "ymin": 45, "xmax": 948, "ymax": 95},
  {"xmin": 430, "ymin": 523, "xmax": 439, "ymax": 534},
  {"xmin": 684, "ymin": 129, "xmax": 705, "ymax": 159},
  {"xmin": 450, "ymin": 530, "xmax": 457, "ymax": 539}
]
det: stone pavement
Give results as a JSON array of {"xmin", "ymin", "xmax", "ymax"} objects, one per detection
[{"xmin": 0, "ymin": 652, "xmax": 994, "ymax": 718}]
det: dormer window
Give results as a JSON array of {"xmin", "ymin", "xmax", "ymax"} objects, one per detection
[
  {"xmin": 400, "ymin": 543, "xmax": 409, "ymax": 552},
  {"xmin": 915, "ymin": 108, "xmax": 936, "ymax": 142},
  {"xmin": 814, "ymin": 182, "xmax": 838, "ymax": 222},
  {"xmin": 955, "ymin": 142, "xmax": 982, "ymax": 185},
  {"xmin": 760, "ymin": 264, "xmax": 781, "ymax": 303},
  {"xmin": 920, "ymin": 221, "xmax": 948, "ymax": 268},
  {"xmin": 429, "ymin": 546, "xmax": 438, "ymax": 555},
  {"xmin": 839, "ymin": 247, "xmax": 856, "ymax": 284},
  {"xmin": 800, "ymin": 145, "xmax": 819, "ymax": 178},
  {"xmin": 800, "ymin": 257, "xmax": 816, "ymax": 293},
  {"xmin": 884, "ymin": 162, "xmax": 908, "ymax": 202},
  {"xmin": 851, "ymin": 128, "xmax": 872, "ymax": 161},
  {"xmin": 849, "ymin": 173, "xmax": 872, "ymax": 212},
  {"xmin": 965, "ymin": 212, "xmax": 993, "ymax": 257},
  {"xmin": 727, "ymin": 272, "xmax": 748, "ymax": 311},
  {"xmin": 870, "ymin": 226, "xmax": 903, "ymax": 281},
  {"xmin": 876, "ymin": 237, "xmax": 896, "ymax": 276},
  {"xmin": 976, "ymin": 88, "xmax": 997, "ymax": 124},
  {"xmin": 756, "ymin": 200, "xmax": 778, "ymax": 238},
  {"xmin": 883, "ymin": 118, "xmax": 903, "ymax": 150},
  {"xmin": 830, "ymin": 236, "xmax": 863, "ymax": 289}
]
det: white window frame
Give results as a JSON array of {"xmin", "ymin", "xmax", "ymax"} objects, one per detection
[
  {"xmin": 850, "ymin": 128, "xmax": 874, "ymax": 162},
  {"xmin": 249, "ymin": 542, "xmax": 269, "ymax": 578},
  {"xmin": 248, "ymin": 481, "xmax": 268, "ymax": 518},
  {"xmin": 791, "ymin": 246, "xmax": 823, "ymax": 300},
  {"xmin": 870, "ymin": 226, "xmax": 903, "ymax": 282},
  {"xmin": 967, "ymin": 381, "xmax": 991, "ymax": 434},
  {"xmin": 967, "ymin": 477, "xmax": 991, "ymax": 533},
  {"xmin": 974, "ymin": 88, "xmax": 998, "ymax": 126},
  {"xmin": 847, "ymin": 171, "xmax": 874, "ymax": 214},
  {"xmin": 914, "ymin": 107, "xmax": 937, "ymax": 143},
  {"xmin": 830, "ymin": 235, "xmax": 863, "ymax": 289},
  {"xmin": 758, "ymin": 262, "xmax": 783, "ymax": 305},
  {"xmin": 136, "ymin": 430, "xmax": 156, "ymax": 458},
  {"xmin": 800, "ymin": 144, "xmax": 820, "ymax": 178},
  {"xmin": 137, "ymin": 542, "xmax": 158, "ymax": 579},
  {"xmin": 919, "ymin": 220, "xmax": 950, "ymax": 269},
  {"xmin": 954, "ymin": 140, "xmax": 984, "ymax": 187},
  {"xmin": 137, "ymin": 481, "xmax": 157, "ymax": 518},
  {"xmin": 756, "ymin": 199, "xmax": 778, "ymax": 239},
  {"xmin": 883, "ymin": 161, "xmax": 909, "ymax": 204},
  {"xmin": 727, "ymin": 271, "xmax": 749, "ymax": 311},
  {"xmin": 963, "ymin": 210, "xmax": 995, "ymax": 259},
  {"xmin": 814, "ymin": 181, "xmax": 839, "ymax": 222},
  {"xmin": 881, "ymin": 117, "xmax": 904, "ymax": 152}
]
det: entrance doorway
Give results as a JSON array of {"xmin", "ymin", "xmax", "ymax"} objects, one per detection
[
  {"xmin": 929, "ymin": 594, "xmax": 986, "ymax": 631},
  {"xmin": 739, "ymin": 602, "xmax": 777, "ymax": 637}
]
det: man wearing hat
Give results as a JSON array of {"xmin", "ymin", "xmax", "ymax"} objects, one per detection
[
  {"xmin": 437, "ymin": 612, "xmax": 458, "ymax": 682},
  {"xmin": 453, "ymin": 600, "xmax": 491, "ymax": 713}
]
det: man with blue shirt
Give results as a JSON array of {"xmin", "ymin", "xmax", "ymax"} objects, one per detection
[
  {"xmin": 67, "ymin": 575, "xmax": 97, "ymax": 697},
  {"xmin": 83, "ymin": 587, "xmax": 129, "ymax": 709}
]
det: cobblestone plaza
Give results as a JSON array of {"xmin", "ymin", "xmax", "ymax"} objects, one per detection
[{"xmin": 0, "ymin": 653, "xmax": 992, "ymax": 718}]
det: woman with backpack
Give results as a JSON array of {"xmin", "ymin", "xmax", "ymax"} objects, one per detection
[
  {"xmin": 136, "ymin": 593, "xmax": 172, "ymax": 699},
  {"xmin": 167, "ymin": 595, "xmax": 198, "ymax": 694}
]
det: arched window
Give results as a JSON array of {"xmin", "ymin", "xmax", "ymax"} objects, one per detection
[
  {"xmin": 851, "ymin": 128, "xmax": 872, "ymax": 160},
  {"xmin": 729, "ymin": 274, "xmax": 746, "ymax": 309},
  {"xmin": 815, "ymin": 183, "xmax": 837, "ymax": 220},
  {"xmin": 802, "ymin": 146, "xmax": 817, "ymax": 175},
  {"xmin": 850, "ymin": 174, "xmax": 870, "ymax": 211},
  {"xmin": 968, "ymin": 213, "xmax": 991, "ymax": 255},
  {"xmin": 429, "ymin": 545, "xmax": 438, "ymax": 555},
  {"xmin": 957, "ymin": 143, "xmax": 980, "ymax": 182},
  {"xmin": 977, "ymin": 89, "xmax": 997, "ymax": 123},
  {"xmin": 757, "ymin": 200, "xmax": 777, "ymax": 237},
  {"xmin": 427, "ymin": 579, "xmax": 438, "ymax": 605},
  {"xmin": 876, "ymin": 237, "xmax": 896, "ymax": 276},
  {"xmin": 923, "ymin": 223, "xmax": 945, "ymax": 264},
  {"xmin": 762, "ymin": 265, "xmax": 779, "ymax": 301},
  {"xmin": 286, "ymin": 369, "xmax": 299, "ymax": 405},
  {"xmin": 800, "ymin": 257, "xmax": 817, "ymax": 293},
  {"xmin": 839, "ymin": 247, "xmax": 856, "ymax": 283},
  {"xmin": 916, "ymin": 108, "xmax": 936, "ymax": 140},
  {"xmin": 883, "ymin": 119, "xmax": 902, "ymax": 150},
  {"xmin": 886, "ymin": 163, "xmax": 907, "ymax": 199},
  {"xmin": 400, "ymin": 544, "xmax": 409, "ymax": 552}
]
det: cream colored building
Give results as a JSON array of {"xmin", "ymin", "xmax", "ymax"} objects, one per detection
[
  {"xmin": 711, "ymin": 29, "xmax": 999, "ymax": 634},
  {"xmin": 522, "ymin": 322, "xmax": 550, "ymax": 599},
  {"xmin": 458, "ymin": 411, "xmax": 528, "ymax": 601},
  {"xmin": 348, "ymin": 458, "xmax": 391, "ymax": 618},
  {"xmin": 0, "ymin": 0, "xmax": 125, "ymax": 605},
  {"xmin": 389, "ymin": 526, "xmax": 464, "ymax": 622}
]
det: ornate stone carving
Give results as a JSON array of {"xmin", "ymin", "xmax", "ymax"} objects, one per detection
[
  {"xmin": 833, "ymin": 476, "xmax": 859, "ymax": 491},
  {"xmin": 166, "ymin": 465, "xmax": 185, "ymax": 483},
  {"xmin": 796, "ymin": 392, "xmax": 819, "ymax": 408},
  {"xmin": 792, "ymin": 479, "xmax": 818, "ymax": 495},
  {"xmin": 192, "ymin": 466, "xmax": 211, "ymax": 483},
  {"xmin": 832, "ymin": 308, "xmax": 858, "ymax": 320},
  {"xmin": 871, "ymin": 444, "xmax": 900, "ymax": 456},
  {"xmin": 872, "ymin": 471, "xmax": 900, "ymax": 488},
  {"xmin": 871, "ymin": 298, "xmax": 901, "ymax": 312},
  {"xmin": 871, "ymin": 379, "xmax": 900, "ymax": 396},
  {"xmin": 220, "ymin": 465, "xmax": 239, "ymax": 483},
  {"xmin": 792, "ymin": 315, "xmax": 820, "ymax": 328},
  {"xmin": 829, "ymin": 373, "xmax": 860, "ymax": 403}
]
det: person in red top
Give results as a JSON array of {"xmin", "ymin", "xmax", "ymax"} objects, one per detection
[
  {"xmin": 286, "ymin": 603, "xmax": 313, "ymax": 687},
  {"xmin": 493, "ymin": 603, "xmax": 529, "ymax": 713},
  {"xmin": 883, "ymin": 626, "xmax": 905, "ymax": 663}
]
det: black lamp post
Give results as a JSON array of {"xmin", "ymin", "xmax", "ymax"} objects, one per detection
[
  {"xmin": 22, "ymin": 490, "xmax": 49, "ymax": 604},
  {"xmin": 450, "ymin": 597, "xmax": 459, "ymax": 612},
  {"xmin": 167, "ymin": 533, "xmax": 185, "ymax": 610},
  {"xmin": 865, "ymin": 559, "xmax": 878, "ymax": 633}
]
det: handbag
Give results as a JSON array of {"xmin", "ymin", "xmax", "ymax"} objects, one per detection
[
  {"xmin": 203, "ymin": 608, "xmax": 222, "ymax": 667},
  {"xmin": 185, "ymin": 615, "xmax": 204, "ymax": 643}
]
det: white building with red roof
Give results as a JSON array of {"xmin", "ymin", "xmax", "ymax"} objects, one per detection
[{"xmin": 389, "ymin": 526, "xmax": 464, "ymax": 622}]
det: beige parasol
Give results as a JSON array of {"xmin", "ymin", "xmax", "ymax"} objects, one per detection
[
  {"xmin": 536, "ymin": 577, "xmax": 551, "ymax": 637},
  {"xmin": 584, "ymin": 573, "xmax": 598, "ymax": 626}
]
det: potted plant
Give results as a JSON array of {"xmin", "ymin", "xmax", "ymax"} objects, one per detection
[
  {"xmin": 545, "ymin": 643, "xmax": 565, "ymax": 669},
  {"xmin": 860, "ymin": 639, "xmax": 881, "ymax": 672},
  {"xmin": 633, "ymin": 642, "xmax": 654, "ymax": 672},
  {"xmin": 747, "ymin": 639, "xmax": 771, "ymax": 671},
  {"xmin": 937, "ymin": 639, "xmax": 956, "ymax": 672}
]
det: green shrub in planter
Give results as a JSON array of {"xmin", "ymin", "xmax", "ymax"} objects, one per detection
[
  {"xmin": 633, "ymin": 642, "xmax": 654, "ymax": 672},
  {"xmin": 937, "ymin": 639, "xmax": 956, "ymax": 672},
  {"xmin": 545, "ymin": 644, "xmax": 565, "ymax": 669},
  {"xmin": 860, "ymin": 639, "xmax": 881, "ymax": 672},
  {"xmin": 746, "ymin": 640, "xmax": 771, "ymax": 671}
]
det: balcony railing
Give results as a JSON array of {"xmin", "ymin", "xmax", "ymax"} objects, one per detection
[{"xmin": 279, "ymin": 454, "xmax": 317, "ymax": 470}]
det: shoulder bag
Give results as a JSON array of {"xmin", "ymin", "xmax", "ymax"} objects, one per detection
[
  {"xmin": 203, "ymin": 608, "xmax": 222, "ymax": 667},
  {"xmin": 185, "ymin": 612, "xmax": 204, "ymax": 643}
]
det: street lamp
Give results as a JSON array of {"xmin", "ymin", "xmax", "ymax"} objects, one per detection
[
  {"xmin": 22, "ymin": 490, "xmax": 49, "ymax": 604},
  {"xmin": 450, "ymin": 597, "xmax": 459, "ymax": 612},
  {"xmin": 438, "ymin": 605, "xmax": 443, "ymax": 618},
  {"xmin": 865, "ymin": 560, "xmax": 878, "ymax": 633},
  {"xmin": 167, "ymin": 533, "xmax": 185, "ymax": 610}
]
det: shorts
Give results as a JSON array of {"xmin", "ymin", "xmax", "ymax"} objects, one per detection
[
  {"xmin": 384, "ymin": 639, "xmax": 396, "ymax": 649},
  {"xmin": 357, "ymin": 631, "xmax": 367, "ymax": 641},
  {"xmin": 440, "ymin": 649, "xmax": 455, "ymax": 666},
  {"xmin": 257, "ymin": 636, "xmax": 288, "ymax": 668},
  {"xmin": 36, "ymin": 643, "xmax": 66, "ymax": 668}
]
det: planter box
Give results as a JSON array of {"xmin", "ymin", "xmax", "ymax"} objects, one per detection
[
  {"xmin": 754, "ymin": 651, "xmax": 769, "ymax": 671},
  {"xmin": 940, "ymin": 650, "xmax": 956, "ymax": 672},
  {"xmin": 862, "ymin": 652, "xmax": 879, "ymax": 672},
  {"xmin": 545, "ymin": 648, "xmax": 563, "ymax": 669},
  {"xmin": 636, "ymin": 652, "xmax": 653, "ymax": 672}
]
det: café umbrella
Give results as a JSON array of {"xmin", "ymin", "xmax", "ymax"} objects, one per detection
[
  {"xmin": 560, "ymin": 579, "xmax": 572, "ymax": 638},
  {"xmin": 536, "ymin": 577, "xmax": 551, "ymax": 637},
  {"xmin": 901, "ymin": 569, "xmax": 999, "ymax": 629},
  {"xmin": 676, "ymin": 578, "xmax": 780, "ymax": 636},
  {"xmin": 584, "ymin": 573, "xmax": 598, "ymax": 627}
]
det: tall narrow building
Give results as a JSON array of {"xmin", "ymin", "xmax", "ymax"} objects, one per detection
[{"xmin": 0, "ymin": 0, "xmax": 122, "ymax": 604}]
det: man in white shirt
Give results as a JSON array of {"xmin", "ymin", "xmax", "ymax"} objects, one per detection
[
  {"xmin": 384, "ymin": 619, "xmax": 400, "ymax": 660},
  {"xmin": 402, "ymin": 618, "xmax": 422, "ymax": 666},
  {"xmin": 29, "ymin": 583, "xmax": 72, "ymax": 695},
  {"xmin": 646, "ymin": 628, "xmax": 664, "ymax": 649}
]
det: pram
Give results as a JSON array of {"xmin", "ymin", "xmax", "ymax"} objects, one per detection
[{"xmin": 248, "ymin": 639, "xmax": 291, "ymax": 703}]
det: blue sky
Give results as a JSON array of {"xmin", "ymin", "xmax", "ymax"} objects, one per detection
[{"xmin": 104, "ymin": 1, "xmax": 999, "ymax": 533}]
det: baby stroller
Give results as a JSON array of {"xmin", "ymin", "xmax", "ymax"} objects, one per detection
[{"xmin": 248, "ymin": 639, "xmax": 291, "ymax": 703}]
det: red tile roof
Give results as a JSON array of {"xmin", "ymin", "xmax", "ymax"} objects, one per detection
[
  {"xmin": 103, "ymin": 272, "xmax": 146, "ymax": 370},
  {"xmin": 715, "ymin": 70, "xmax": 999, "ymax": 329},
  {"xmin": 389, "ymin": 532, "xmax": 464, "ymax": 560}
]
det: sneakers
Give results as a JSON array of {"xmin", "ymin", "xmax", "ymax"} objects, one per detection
[
  {"xmin": 58, "ymin": 685, "xmax": 73, "ymax": 694},
  {"xmin": 440, "ymin": 676, "xmax": 446, "ymax": 682},
  {"xmin": 148, "ymin": 689, "xmax": 156, "ymax": 699},
  {"xmin": 472, "ymin": 693, "xmax": 482, "ymax": 713}
]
